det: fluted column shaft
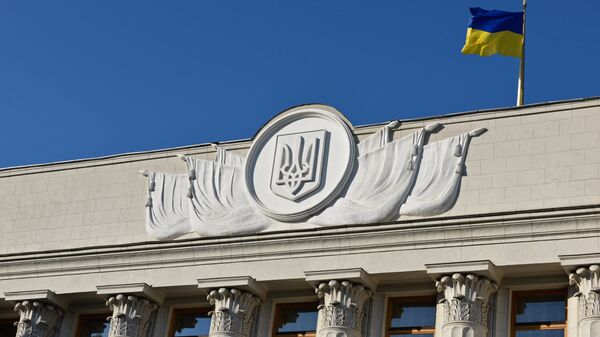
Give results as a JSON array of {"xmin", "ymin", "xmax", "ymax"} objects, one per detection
[
  {"xmin": 435, "ymin": 273, "xmax": 497, "ymax": 337},
  {"xmin": 105, "ymin": 294, "xmax": 158, "ymax": 337},
  {"xmin": 13, "ymin": 301, "xmax": 63, "ymax": 337},
  {"xmin": 207, "ymin": 288, "xmax": 261, "ymax": 337},
  {"xmin": 315, "ymin": 280, "xmax": 372, "ymax": 337},
  {"xmin": 569, "ymin": 265, "xmax": 600, "ymax": 337}
]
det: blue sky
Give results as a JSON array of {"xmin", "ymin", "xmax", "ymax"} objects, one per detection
[{"xmin": 1, "ymin": 1, "xmax": 598, "ymax": 167}]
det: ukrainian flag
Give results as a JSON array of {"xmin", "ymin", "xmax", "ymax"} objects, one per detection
[{"xmin": 462, "ymin": 7, "xmax": 524, "ymax": 58}]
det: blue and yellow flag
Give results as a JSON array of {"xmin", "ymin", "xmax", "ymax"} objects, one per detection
[{"xmin": 462, "ymin": 7, "xmax": 524, "ymax": 58}]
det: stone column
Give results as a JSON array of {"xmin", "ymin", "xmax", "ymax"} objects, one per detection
[
  {"xmin": 206, "ymin": 288, "xmax": 261, "ymax": 337},
  {"xmin": 13, "ymin": 301, "xmax": 63, "ymax": 337},
  {"xmin": 435, "ymin": 273, "xmax": 497, "ymax": 337},
  {"xmin": 569, "ymin": 265, "xmax": 600, "ymax": 337},
  {"xmin": 315, "ymin": 280, "xmax": 372, "ymax": 337},
  {"xmin": 105, "ymin": 294, "xmax": 158, "ymax": 337}
]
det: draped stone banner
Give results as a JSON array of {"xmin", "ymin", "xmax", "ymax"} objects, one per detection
[{"xmin": 140, "ymin": 105, "xmax": 487, "ymax": 240}]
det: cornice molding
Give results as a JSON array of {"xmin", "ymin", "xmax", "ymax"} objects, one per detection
[{"xmin": 0, "ymin": 207, "xmax": 598, "ymax": 283}]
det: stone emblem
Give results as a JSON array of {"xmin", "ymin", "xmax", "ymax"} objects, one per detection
[
  {"xmin": 271, "ymin": 130, "xmax": 328, "ymax": 201},
  {"xmin": 244, "ymin": 106, "xmax": 356, "ymax": 221}
]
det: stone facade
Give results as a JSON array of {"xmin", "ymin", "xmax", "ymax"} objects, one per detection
[{"xmin": 0, "ymin": 98, "xmax": 599, "ymax": 337}]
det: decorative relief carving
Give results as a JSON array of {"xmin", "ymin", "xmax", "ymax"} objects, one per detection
[
  {"xmin": 436, "ymin": 274, "xmax": 497, "ymax": 329},
  {"xmin": 207, "ymin": 288, "xmax": 260, "ymax": 337},
  {"xmin": 570, "ymin": 265, "xmax": 600, "ymax": 319},
  {"xmin": 141, "ymin": 105, "xmax": 487, "ymax": 240},
  {"xmin": 315, "ymin": 280, "xmax": 372, "ymax": 337},
  {"xmin": 271, "ymin": 130, "xmax": 328, "ymax": 200},
  {"xmin": 13, "ymin": 301, "xmax": 63, "ymax": 337},
  {"xmin": 105, "ymin": 294, "xmax": 157, "ymax": 337}
]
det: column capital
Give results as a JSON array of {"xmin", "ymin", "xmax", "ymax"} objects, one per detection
[
  {"xmin": 206, "ymin": 288, "xmax": 261, "ymax": 337},
  {"xmin": 13, "ymin": 301, "xmax": 63, "ymax": 337},
  {"xmin": 436, "ymin": 273, "xmax": 498, "ymax": 337},
  {"xmin": 569, "ymin": 265, "xmax": 600, "ymax": 321},
  {"xmin": 315, "ymin": 280, "xmax": 372, "ymax": 337},
  {"xmin": 105, "ymin": 294, "xmax": 158, "ymax": 337}
]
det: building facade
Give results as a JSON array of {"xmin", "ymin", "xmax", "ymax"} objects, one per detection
[{"xmin": 1, "ymin": 98, "xmax": 600, "ymax": 337}]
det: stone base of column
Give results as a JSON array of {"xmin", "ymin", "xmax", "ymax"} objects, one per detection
[
  {"xmin": 317, "ymin": 326, "xmax": 362, "ymax": 337},
  {"xmin": 578, "ymin": 317, "xmax": 600, "ymax": 337},
  {"xmin": 441, "ymin": 321, "xmax": 487, "ymax": 337}
]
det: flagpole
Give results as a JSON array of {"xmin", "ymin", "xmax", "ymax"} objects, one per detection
[{"xmin": 516, "ymin": 0, "xmax": 527, "ymax": 106}]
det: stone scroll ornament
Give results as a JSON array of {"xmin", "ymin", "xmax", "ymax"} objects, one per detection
[{"xmin": 140, "ymin": 105, "xmax": 487, "ymax": 240}]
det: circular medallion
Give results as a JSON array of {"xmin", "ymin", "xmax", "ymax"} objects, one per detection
[{"xmin": 244, "ymin": 105, "xmax": 356, "ymax": 221}]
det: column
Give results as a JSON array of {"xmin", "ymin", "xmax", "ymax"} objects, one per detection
[
  {"xmin": 435, "ymin": 273, "xmax": 497, "ymax": 337},
  {"xmin": 569, "ymin": 265, "xmax": 600, "ymax": 337},
  {"xmin": 206, "ymin": 288, "xmax": 261, "ymax": 337},
  {"xmin": 13, "ymin": 301, "xmax": 63, "ymax": 337},
  {"xmin": 105, "ymin": 294, "xmax": 158, "ymax": 337},
  {"xmin": 315, "ymin": 280, "xmax": 372, "ymax": 337}
]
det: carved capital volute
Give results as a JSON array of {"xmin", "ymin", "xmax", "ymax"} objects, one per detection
[
  {"xmin": 13, "ymin": 301, "xmax": 64, "ymax": 337},
  {"xmin": 206, "ymin": 288, "xmax": 261, "ymax": 337},
  {"xmin": 436, "ymin": 273, "xmax": 497, "ymax": 329},
  {"xmin": 315, "ymin": 280, "xmax": 372, "ymax": 337},
  {"xmin": 105, "ymin": 294, "xmax": 158, "ymax": 337},
  {"xmin": 569, "ymin": 265, "xmax": 600, "ymax": 320}
]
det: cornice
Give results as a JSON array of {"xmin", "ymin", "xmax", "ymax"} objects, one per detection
[{"xmin": 0, "ymin": 205, "xmax": 598, "ymax": 281}]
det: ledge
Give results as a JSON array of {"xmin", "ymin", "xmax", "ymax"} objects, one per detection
[
  {"xmin": 426, "ymin": 260, "xmax": 503, "ymax": 284},
  {"xmin": 96, "ymin": 283, "xmax": 165, "ymax": 304},
  {"xmin": 305, "ymin": 268, "xmax": 378, "ymax": 291},
  {"xmin": 197, "ymin": 276, "xmax": 267, "ymax": 299},
  {"xmin": 3, "ymin": 289, "xmax": 69, "ymax": 310},
  {"xmin": 559, "ymin": 253, "xmax": 600, "ymax": 274}
]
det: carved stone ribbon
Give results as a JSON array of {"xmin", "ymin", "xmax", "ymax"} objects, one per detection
[
  {"xmin": 13, "ymin": 301, "xmax": 63, "ymax": 337},
  {"xmin": 315, "ymin": 280, "xmax": 372, "ymax": 337},
  {"xmin": 436, "ymin": 273, "xmax": 497, "ymax": 337},
  {"xmin": 569, "ymin": 265, "xmax": 600, "ymax": 337},
  {"xmin": 207, "ymin": 288, "xmax": 261, "ymax": 337},
  {"xmin": 105, "ymin": 294, "xmax": 158, "ymax": 337}
]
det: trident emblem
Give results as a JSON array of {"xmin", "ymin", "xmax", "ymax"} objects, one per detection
[{"xmin": 271, "ymin": 130, "xmax": 328, "ymax": 201}]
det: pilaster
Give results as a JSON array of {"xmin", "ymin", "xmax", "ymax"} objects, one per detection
[
  {"xmin": 206, "ymin": 288, "xmax": 261, "ymax": 337},
  {"xmin": 315, "ymin": 280, "xmax": 372, "ymax": 337},
  {"xmin": 435, "ymin": 273, "xmax": 497, "ymax": 337},
  {"xmin": 569, "ymin": 265, "xmax": 600, "ymax": 337}
]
